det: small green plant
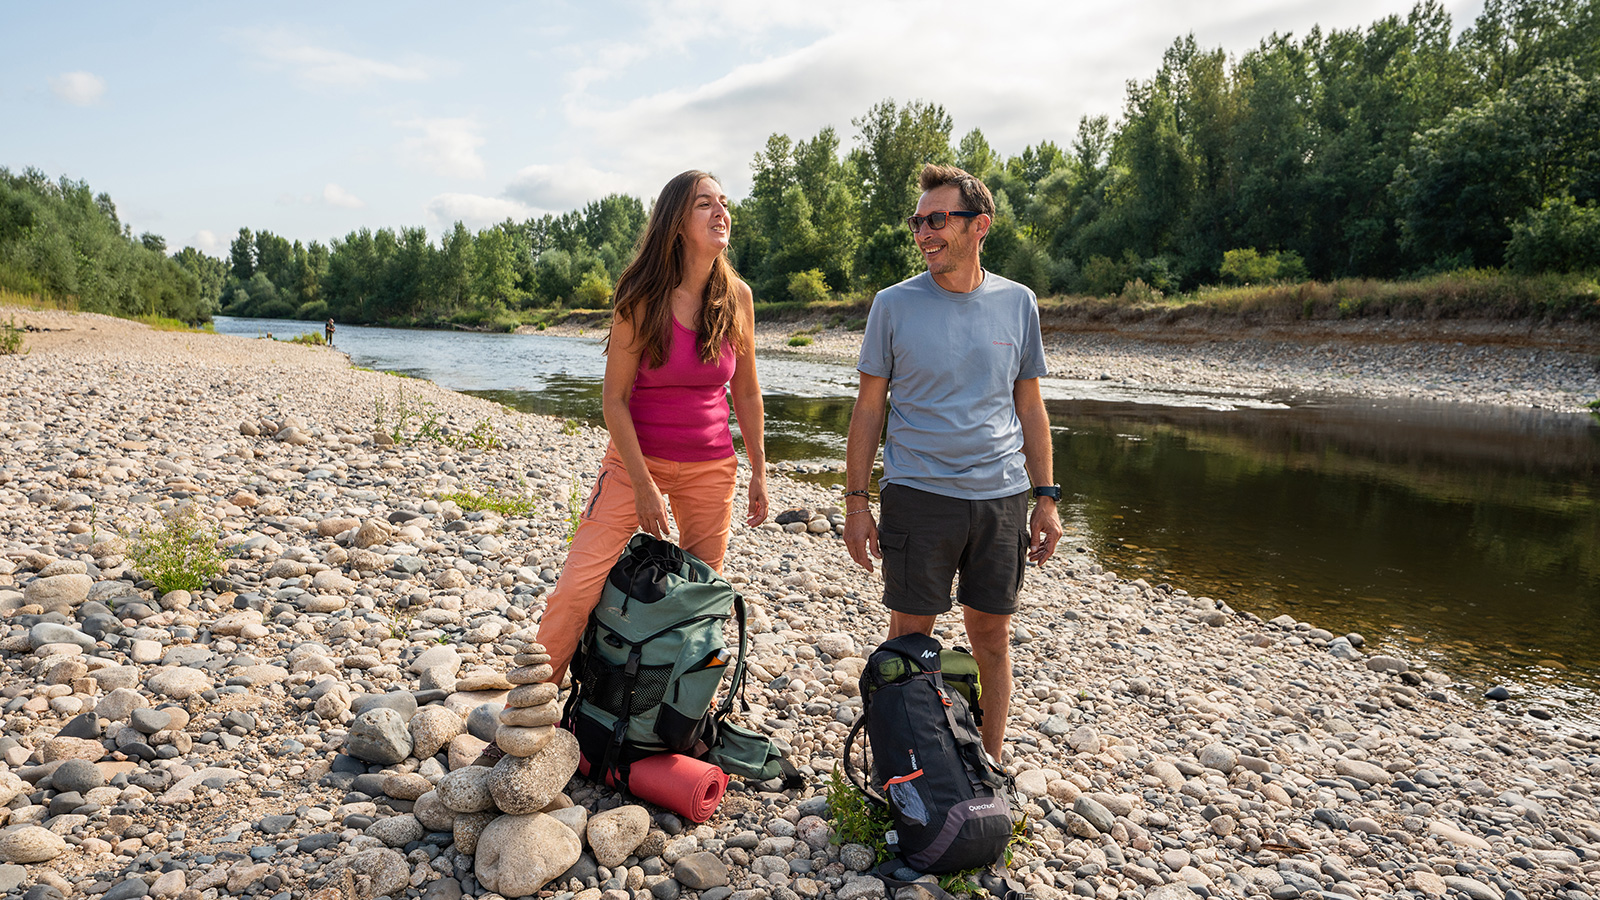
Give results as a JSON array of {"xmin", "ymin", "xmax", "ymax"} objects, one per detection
[
  {"xmin": 561, "ymin": 418, "xmax": 583, "ymax": 436},
  {"xmin": 127, "ymin": 507, "xmax": 225, "ymax": 594},
  {"xmin": 390, "ymin": 607, "xmax": 416, "ymax": 640},
  {"xmin": 1, "ymin": 316, "xmax": 25, "ymax": 355},
  {"xmin": 283, "ymin": 332, "xmax": 326, "ymax": 346},
  {"xmin": 438, "ymin": 484, "xmax": 536, "ymax": 517},
  {"xmin": 567, "ymin": 478, "xmax": 583, "ymax": 541},
  {"xmin": 375, "ymin": 385, "xmax": 501, "ymax": 449},
  {"xmin": 825, "ymin": 766, "xmax": 892, "ymax": 863},
  {"xmin": 788, "ymin": 334, "xmax": 814, "ymax": 347}
]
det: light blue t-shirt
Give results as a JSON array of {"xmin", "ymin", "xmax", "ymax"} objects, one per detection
[{"xmin": 858, "ymin": 270, "xmax": 1048, "ymax": 500}]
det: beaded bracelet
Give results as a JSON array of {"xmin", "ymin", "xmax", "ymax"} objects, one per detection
[
  {"xmin": 845, "ymin": 508, "xmax": 872, "ymax": 516},
  {"xmin": 842, "ymin": 489, "xmax": 870, "ymax": 498}
]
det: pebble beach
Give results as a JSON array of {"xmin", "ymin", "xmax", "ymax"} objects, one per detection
[{"xmin": 2, "ymin": 306, "xmax": 1600, "ymax": 900}]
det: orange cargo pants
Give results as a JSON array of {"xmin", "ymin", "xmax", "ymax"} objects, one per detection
[{"xmin": 535, "ymin": 442, "xmax": 738, "ymax": 683}]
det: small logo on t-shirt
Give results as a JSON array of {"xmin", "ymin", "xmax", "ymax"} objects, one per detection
[{"xmin": 992, "ymin": 341, "xmax": 1014, "ymax": 346}]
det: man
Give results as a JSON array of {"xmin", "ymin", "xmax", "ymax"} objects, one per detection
[
  {"xmin": 325, "ymin": 318, "xmax": 336, "ymax": 347},
  {"xmin": 843, "ymin": 163, "xmax": 1063, "ymax": 762}
]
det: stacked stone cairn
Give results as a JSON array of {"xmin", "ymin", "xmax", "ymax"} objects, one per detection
[
  {"xmin": 496, "ymin": 641, "xmax": 560, "ymax": 757},
  {"xmin": 402, "ymin": 641, "xmax": 640, "ymax": 897}
]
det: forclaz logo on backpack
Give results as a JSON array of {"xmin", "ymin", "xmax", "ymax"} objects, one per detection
[{"xmin": 920, "ymin": 650, "xmax": 938, "ymax": 660}]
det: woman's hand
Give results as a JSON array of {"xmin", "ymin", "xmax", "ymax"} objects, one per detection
[
  {"xmin": 745, "ymin": 473, "xmax": 769, "ymax": 527},
  {"xmin": 634, "ymin": 480, "xmax": 672, "ymax": 538}
]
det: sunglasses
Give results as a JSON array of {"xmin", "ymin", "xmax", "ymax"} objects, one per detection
[{"xmin": 905, "ymin": 210, "xmax": 979, "ymax": 232}]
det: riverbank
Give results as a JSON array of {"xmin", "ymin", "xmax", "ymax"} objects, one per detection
[
  {"xmin": 527, "ymin": 315, "xmax": 1600, "ymax": 415},
  {"xmin": 2, "ymin": 307, "xmax": 1600, "ymax": 900}
]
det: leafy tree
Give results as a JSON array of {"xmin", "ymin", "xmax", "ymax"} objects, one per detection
[
  {"xmin": 851, "ymin": 99, "xmax": 954, "ymax": 237},
  {"xmin": 857, "ymin": 223, "xmax": 920, "ymax": 292},
  {"xmin": 1396, "ymin": 61, "xmax": 1600, "ymax": 267},
  {"xmin": 228, "ymin": 228, "xmax": 255, "ymax": 282},
  {"xmin": 1506, "ymin": 196, "xmax": 1600, "ymax": 272},
  {"xmin": 956, "ymin": 128, "xmax": 1000, "ymax": 181}
]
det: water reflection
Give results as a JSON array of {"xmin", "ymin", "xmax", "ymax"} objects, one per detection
[{"xmin": 1055, "ymin": 397, "xmax": 1600, "ymax": 721}]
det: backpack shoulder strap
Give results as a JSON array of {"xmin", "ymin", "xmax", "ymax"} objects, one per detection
[
  {"xmin": 841, "ymin": 712, "xmax": 884, "ymax": 805},
  {"xmin": 716, "ymin": 592, "xmax": 750, "ymax": 718}
]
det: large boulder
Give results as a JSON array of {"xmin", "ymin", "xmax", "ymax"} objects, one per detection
[
  {"xmin": 587, "ymin": 805, "xmax": 651, "ymax": 868},
  {"xmin": 346, "ymin": 708, "xmax": 413, "ymax": 765},
  {"xmin": 23, "ymin": 574, "xmax": 93, "ymax": 611},
  {"xmin": 436, "ymin": 766, "xmax": 495, "ymax": 814},
  {"xmin": 475, "ymin": 813, "xmax": 582, "ymax": 897},
  {"xmin": 487, "ymin": 728, "xmax": 580, "ymax": 815},
  {"xmin": 0, "ymin": 826, "xmax": 68, "ymax": 863},
  {"xmin": 319, "ymin": 848, "xmax": 410, "ymax": 900}
]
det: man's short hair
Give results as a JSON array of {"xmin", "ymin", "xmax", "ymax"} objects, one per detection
[{"xmin": 919, "ymin": 164, "xmax": 995, "ymax": 218}]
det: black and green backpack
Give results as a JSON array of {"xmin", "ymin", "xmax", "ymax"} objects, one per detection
[
  {"xmin": 562, "ymin": 534, "xmax": 790, "ymax": 790},
  {"xmin": 845, "ymin": 633, "xmax": 1013, "ymax": 875}
]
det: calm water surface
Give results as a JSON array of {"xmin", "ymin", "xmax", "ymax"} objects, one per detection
[{"xmin": 216, "ymin": 317, "xmax": 1600, "ymax": 724}]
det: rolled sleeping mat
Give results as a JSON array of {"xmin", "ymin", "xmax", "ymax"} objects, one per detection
[{"xmin": 579, "ymin": 753, "xmax": 730, "ymax": 823}]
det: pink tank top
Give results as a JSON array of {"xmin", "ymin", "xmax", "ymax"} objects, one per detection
[{"xmin": 629, "ymin": 318, "xmax": 736, "ymax": 461}]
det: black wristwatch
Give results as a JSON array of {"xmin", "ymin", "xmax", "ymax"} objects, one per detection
[{"xmin": 1032, "ymin": 485, "xmax": 1062, "ymax": 501}]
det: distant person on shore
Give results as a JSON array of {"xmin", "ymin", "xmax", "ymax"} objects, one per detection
[
  {"xmin": 843, "ymin": 163, "xmax": 1062, "ymax": 762},
  {"xmin": 325, "ymin": 318, "xmax": 335, "ymax": 347},
  {"xmin": 536, "ymin": 169, "xmax": 768, "ymax": 684}
]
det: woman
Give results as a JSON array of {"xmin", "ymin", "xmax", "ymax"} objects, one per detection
[{"xmin": 536, "ymin": 170, "xmax": 768, "ymax": 684}]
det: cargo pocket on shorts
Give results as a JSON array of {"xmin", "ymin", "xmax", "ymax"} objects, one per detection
[
  {"xmin": 1014, "ymin": 525, "xmax": 1030, "ymax": 594},
  {"xmin": 879, "ymin": 528, "xmax": 908, "ymax": 594}
]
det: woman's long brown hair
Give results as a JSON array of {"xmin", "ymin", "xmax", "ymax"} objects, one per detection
[{"xmin": 609, "ymin": 170, "xmax": 745, "ymax": 368}]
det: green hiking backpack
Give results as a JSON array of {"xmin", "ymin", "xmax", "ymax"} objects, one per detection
[{"xmin": 561, "ymin": 534, "xmax": 791, "ymax": 790}]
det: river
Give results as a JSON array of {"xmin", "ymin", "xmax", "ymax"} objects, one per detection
[{"xmin": 216, "ymin": 317, "xmax": 1600, "ymax": 725}]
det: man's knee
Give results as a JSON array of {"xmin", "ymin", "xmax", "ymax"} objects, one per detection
[{"xmin": 962, "ymin": 609, "xmax": 1011, "ymax": 655}]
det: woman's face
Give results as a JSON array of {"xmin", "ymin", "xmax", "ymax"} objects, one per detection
[{"xmin": 679, "ymin": 178, "xmax": 731, "ymax": 255}]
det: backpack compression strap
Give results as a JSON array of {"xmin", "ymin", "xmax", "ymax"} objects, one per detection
[{"xmin": 598, "ymin": 643, "xmax": 644, "ymax": 792}]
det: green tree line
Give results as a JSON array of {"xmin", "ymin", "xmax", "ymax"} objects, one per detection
[
  {"xmin": 5, "ymin": 0, "xmax": 1595, "ymax": 327},
  {"xmin": 219, "ymin": 193, "xmax": 647, "ymax": 328},
  {"xmin": 0, "ymin": 167, "xmax": 218, "ymax": 323},
  {"xmin": 734, "ymin": 0, "xmax": 1599, "ymax": 302}
]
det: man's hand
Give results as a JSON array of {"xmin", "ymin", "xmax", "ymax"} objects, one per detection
[
  {"xmin": 844, "ymin": 510, "xmax": 882, "ymax": 572},
  {"xmin": 1028, "ymin": 500, "xmax": 1063, "ymax": 565}
]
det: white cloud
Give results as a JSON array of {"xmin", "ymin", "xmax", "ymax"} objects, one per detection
[
  {"xmin": 557, "ymin": 0, "xmax": 1483, "ymax": 199},
  {"xmin": 398, "ymin": 118, "xmax": 486, "ymax": 179},
  {"xmin": 323, "ymin": 183, "xmax": 365, "ymax": 209},
  {"xmin": 185, "ymin": 230, "xmax": 227, "ymax": 257},
  {"xmin": 424, "ymin": 193, "xmax": 535, "ymax": 231},
  {"xmin": 238, "ymin": 28, "xmax": 430, "ymax": 90},
  {"xmin": 505, "ymin": 162, "xmax": 633, "ymax": 211},
  {"xmin": 50, "ymin": 71, "xmax": 105, "ymax": 106}
]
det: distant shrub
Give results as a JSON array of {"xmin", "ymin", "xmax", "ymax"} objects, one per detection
[
  {"xmin": 285, "ymin": 332, "xmax": 325, "ymax": 346},
  {"xmin": 1221, "ymin": 248, "xmax": 1308, "ymax": 285},
  {"xmin": 1507, "ymin": 198, "xmax": 1600, "ymax": 274},
  {"xmin": 1119, "ymin": 278, "xmax": 1164, "ymax": 303},
  {"xmin": 1080, "ymin": 255, "xmax": 1133, "ymax": 296},
  {"xmin": 295, "ymin": 300, "xmax": 330, "ymax": 321},
  {"xmin": 788, "ymin": 335, "xmax": 814, "ymax": 347},
  {"xmin": 574, "ymin": 271, "xmax": 613, "ymax": 307},
  {"xmin": 255, "ymin": 297, "xmax": 296, "ymax": 318},
  {"xmin": 787, "ymin": 269, "xmax": 831, "ymax": 303}
]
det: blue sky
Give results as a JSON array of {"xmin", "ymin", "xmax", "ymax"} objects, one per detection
[{"xmin": 5, "ymin": 0, "xmax": 1485, "ymax": 256}]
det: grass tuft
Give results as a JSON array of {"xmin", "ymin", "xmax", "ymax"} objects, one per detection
[
  {"xmin": 127, "ymin": 507, "xmax": 225, "ymax": 594},
  {"xmin": 437, "ymin": 484, "xmax": 536, "ymax": 517}
]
